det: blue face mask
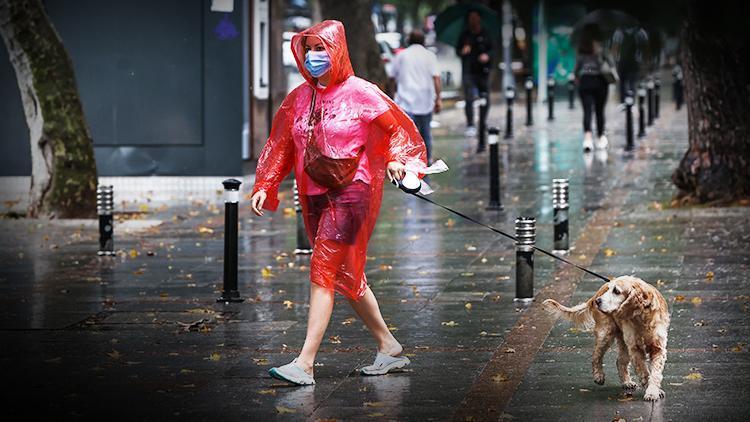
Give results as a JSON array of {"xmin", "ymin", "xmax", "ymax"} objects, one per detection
[{"xmin": 304, "ymin": 50, "xmax": 331, "ymax": 78}]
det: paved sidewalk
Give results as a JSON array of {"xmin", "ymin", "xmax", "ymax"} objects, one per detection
[{"xmin": 1, "ymin": 95, "xmax": 748, "ymax": 421}]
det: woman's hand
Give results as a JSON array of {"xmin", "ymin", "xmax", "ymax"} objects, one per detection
[
  {"xmin": 250, "ymin": 190, "xmax": 267, "ymax": 216},
  {"xmin": 386, "ymin": 161, "xmax": 406, "ymax": 183}
]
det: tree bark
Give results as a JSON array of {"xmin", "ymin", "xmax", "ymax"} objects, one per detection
[
  {"xmin": 672, "ymin": 0, "xmax": 750, "ymax": 205},
  {"xmin": 318, "ymin": 0, "xmax": 387, "ymax": 90},
  {"xmin": 0, "ymin": 0, "xmax": 97, "ymax": 218}
]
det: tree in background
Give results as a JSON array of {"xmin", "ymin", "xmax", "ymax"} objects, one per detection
[
  {"xmin": 318, "ymin": 0, "xmax": 388, "ymax": 89},
  {"xmin": 0, "ymin": 0, "xmax": 97, "ymax": 218},
  {"xmin": 671, "ymin": 0, "xmax": 750, "ymax": 204}
]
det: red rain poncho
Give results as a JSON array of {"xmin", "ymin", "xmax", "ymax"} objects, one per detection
[{"xmin": 251, "ymin": 20, "xmax": 427, "ymax": 301}]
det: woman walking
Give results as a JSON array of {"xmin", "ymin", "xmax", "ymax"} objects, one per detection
[
  {"xmin": 574, "ymin": 24, "xmax": 610, "ymax": 152},
  {"xmin": 249, "ymin": 20, "xmax": 428, "ymax": 386}
]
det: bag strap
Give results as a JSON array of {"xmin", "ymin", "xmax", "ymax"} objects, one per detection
[{"xmin": 307, "ymin": 87, "xmax": 317, "ymax": 127}]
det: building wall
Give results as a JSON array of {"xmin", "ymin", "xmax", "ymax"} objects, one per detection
[{"xmin": 0, "ymin": 0, "xmax": 244, "ymax": 176}]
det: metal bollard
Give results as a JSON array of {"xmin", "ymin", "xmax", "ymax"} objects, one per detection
[
  {"xmin": 97, "ymin": 185, "xmax": 114, "ymax": 256},
  {"xmin": 476, "ymin": 93, "xmax": 488, "ymax": 153},
  {"xmin": 504, "ymin": 86, "xmax": 515, "ymax": 139},
  {"xmin": 293, "ymin": 180, "xmax": 312, "ymax": 255},
  {"xmin": 625, "ymin": 91, "xmax": 635, "ymax": 150},
  {"xmin": 547, "ymin": 77, "xmax": 555, "ymax": 121},
  {"xmin": 567, "ymin": 74, "xmax": 575, "ymax": 109},
  {"xmin": 487, "ymin": 127, "xmax": 503, "ymax": 211},
  {"xmin": 672, "ymin": 65, "xmax": 684, "ymax": 110},
  {"xmin": 637, "ymin": 84, "xmax": 647, "ymax": 138},
  {"xmin": 525, "ymin": 77, "xmax": 534, "ymax": 126},
  {"xmin": 514, "ymin": 217, "xmax": 535, "ymax": 302},
  {"xmin": 647, "ymin": 78, "xmax": 655, "ymax": 126},
  {"xmin": 552, "ymin": 179, "xmax": 569, "ymax": 253},
  {"xmin": 218, "ymin": 178, "xmax": 244, "ymax": 303},
  {"xmin": 654, "ymin": 78, "xmax": 661, "ymax": 119}
]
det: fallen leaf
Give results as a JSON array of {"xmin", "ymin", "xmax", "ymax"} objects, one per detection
[
  {"xmin": 283, "ymin": 300, "xmax": 294, "ymax": 309},
  {"xmin": 675, "ymin": 295, "xmax": 685, "ymax": 302},
  {"xmin": 197, "ymin": 226, "xmax": 214, "ymax": 234},
  {"xmin": 445, "ymin": 218, "xmax": 455, "ymax": 227},
  {"xmin": 368, "ymin": 413, "xmax": 385, "ymax": 418},
  {"xmin": 252, "ymin": 358, "xmax": 270, "ymax": 365},
  {"xmin": 504, "ymin": 348, "xmax": 516, "ymax": 353},
  {"xmin": 691, "ymin": 297, "xmax": 703, "ymax": 305},
  {"xmin": 460, "ymin": 272, "xmax": 475, "ymax": 277},
  {"xmin": 209, "ymin": 353, "xmax": 221, "ymax": 362},
  {"xmin": 408, "ymin": 235, "xmax": 420, "ymax": 241},
  {"xmin": 275, "ymin": 406, "xmax": 296, "ymax": 414},
  {"xmin": 341, "ymin": 317, "xmax": 356, "ymax": 326},
  {"xmin": 492, "ymin": 373, "xmax": 509, "ymax": 383},
  {"xmin": 705, "ymin": 271, "xmax": 715, "ymax": 281},
  {"xmin": 603, "ymin": 248, "xmax": 616, "ymax": 257},
  {"xmin": 378, "ymin": 264, "xmax": 393, "ymax": 271},
  {"xmin": 283, "ymin": 207, "xmax": 295, "ymax": 217},
  {"xmin": 441, "ymin": 321, "xmax": 458, "ymax": 327},
  {"xmin": 464, "ymin": 303, "xmax": 473, "ymax": 310},
  {"xmin": 329, "ymin": 335, "xmax": 342, "ymax": 344},
  {"xmin": 180, "ymin": 369, "xmax": 194, "ymax": 374},
  {"xmin": 364, "ymin": 402, "xmax": 384, "ymax": 407},
  {"xmin": 730, "ymin": 343, "xmax": 744, "ymax": 352},
  {"xmin": 261, "ymin": 267, "xmax": 275, "ymax": 278},
  {"xmin": 684, "ymin": 372, "xmax": 703, "ymax": 381},
  {"xmin": 129, "ymin": 249, "xmax": 138, "ymax": 259},
  {"xmin": 257, "ymin": 389, "xmax": 276, "ymax": 396},
  {"xmin": 107, "ymin": 350, "xmax": 121, "ymax": 360}
]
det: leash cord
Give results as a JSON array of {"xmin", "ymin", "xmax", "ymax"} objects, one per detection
[{"xmin": 411, "ymin": 193, "xmax": 610, "ymax": 282}]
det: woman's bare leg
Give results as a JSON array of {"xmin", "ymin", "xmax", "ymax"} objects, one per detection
[
  {"xmin": 296, "ymin": 283, "xmax": 335, "ymax": 375},
  {"xmin": 348, "ymin": 285, "xmax": 402, "ymax": 356}
]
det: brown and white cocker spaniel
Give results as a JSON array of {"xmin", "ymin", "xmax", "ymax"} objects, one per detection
[{"xmin": 543, "ymin": 276, "xmax": 670, "ymax": 401}]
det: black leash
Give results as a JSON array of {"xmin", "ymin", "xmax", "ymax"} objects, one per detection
[{"xmin": 411, "ymin": 192, "xmax": 611, "ymax": 282}]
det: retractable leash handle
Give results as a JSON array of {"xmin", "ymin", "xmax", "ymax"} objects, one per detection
[{"xmin": 392, "ymin": 172, "xmax": 421, "ymax": 194}]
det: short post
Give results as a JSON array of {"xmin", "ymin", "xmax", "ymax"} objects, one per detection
[
  {"xmin": 647, "ymin": 78, "xmax": 655, "ymax": 126},
  {"xmin": 218, "ymin": 178, "xmax": 244, "ymax": 303},
  {"xmin": 567, "ymin": 73, "xmax": 575, "ymax": 109},
  {"xmin": 294, "ymin": 180, "xmax": 312, "ymax": 255},
  {"xmin": 672, "ymin": 65, "xmax": 684, "ymax": 110},
  {"xmin": 514, "ymin": 217, "xmax": 535, "ymax": 302},
  {"xmin": 525, "ymin": 77, "xmax": 534, "ymax": 126},
  {"xmin": 477, "ymin": 93, "xmax": 488, "ymax": 153},
  {"xmin": 552, "ymin": 179, "xmax": 569, "ymax": 253},
  {"xmin": 504, "ymin": 86, "xmax": 515, "ymax": 139},
  {"xmin": 625, "ymin": 91, "xmax": 635, "ymax": 150},
  {"xmin": 547, "ymin": 77, "xmax": 555, "ymax": 121},
  {"xmin": 637, "ymin": 84, "xmax": 646, "ymax": 138},
  {"xmin": 97, "ymin": 185, "xmax": 114, "ymax": 256},
  {"xmin": 487, "ymin": 127, "xmax": 503, "ymax": 211},
  {"xmin": 654, "ymin": 78, "xmax": 661, "ymax": 119}
]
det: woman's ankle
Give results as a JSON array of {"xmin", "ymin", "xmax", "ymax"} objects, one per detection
[
  {"xmin": 378, "ymin": 337, "xmax": 403, "ymax": 356},
  {"xmin": 296, "ymin": 356, "xmax": 315, "ymax": 375}
]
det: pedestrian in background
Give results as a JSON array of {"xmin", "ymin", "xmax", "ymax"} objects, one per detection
[
  {"xmin": 456, "ymin": 9, "xmax": 492, "ymax": 147},
  {"xmin": 390, "ymin": 29, "xmax": 442, "ymax": 164},
  {"xmin": 574, "ymin": 24, "xmax": 609, "ymax": 152}
]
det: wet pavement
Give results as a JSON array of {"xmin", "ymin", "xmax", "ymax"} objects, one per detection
[{"xmin": 1, "ymin": 93, "xmax": 749, "ymax": 421}]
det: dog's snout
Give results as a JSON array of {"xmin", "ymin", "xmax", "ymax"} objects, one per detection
[{"xmin": 595, "ymin": 297, "xmax": 602, "ymax": 306}]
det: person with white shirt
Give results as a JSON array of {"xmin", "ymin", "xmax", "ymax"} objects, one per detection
[{"xmin": 389, "ymin": 30, "xmax": 441, "ymax": 164}]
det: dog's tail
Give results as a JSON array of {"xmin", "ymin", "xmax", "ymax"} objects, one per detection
[{"xmin": 543, "ymin": 299, "xmax": 595, "ymax": 330}]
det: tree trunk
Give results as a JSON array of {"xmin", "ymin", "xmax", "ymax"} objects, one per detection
[
  {"xmin": 318, "ymin": 0, "xmax": 387, "ymax": 90},
  {"xmin": 672, "ymin": 0, "xmax": 750, "ymax": 205},
  {"xmin": 0, "ymin": 0, "xmax": 97, "ymax": 218}
]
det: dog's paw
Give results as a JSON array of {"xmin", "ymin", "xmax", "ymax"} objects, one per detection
[
  {"xmin": 621, "ymin": 380, "xmax": 638, "ymax": 390},
  {"xmin": 643, "ymin": 386, "xmax": 665, "ymax": 401},
  {"xmin": 593, "ymin": 373, "xmax": 605, "ymax": 385}
]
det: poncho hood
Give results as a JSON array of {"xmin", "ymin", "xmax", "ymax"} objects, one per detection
[{"xmin": 291, "ymin": 20, "xmax": 354, "ymax": 89}]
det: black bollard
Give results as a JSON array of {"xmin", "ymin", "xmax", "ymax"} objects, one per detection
[
  {"xmin": 552, "ymin": 179, "xmax": 569, "ymax": 253},
  {"xmin": 487, "ymin": 127, "xmax": 503, "ymax": 211},
  {"xmin": 504, "ymin": 86, "xmax": 515, "ymax": 139},
  {"xmin": 218, "ymin": 178, "xmax": 244, "ymax": 303},
  {"xmin": 547, "ymin": 77, "xmax": 555, "ymax": 121},
  {"xmin": 672, "ymin": 65, "xmax": 684, "ymax": 110},
  {"xmin": 476, "ymin": 93, "xmax": 488, "ymax": 153},
  {"xmin": 647, "ymin": 78, "xmax": 654, "ymax": 126},
  {"xmin": 625, "ymin": 91, "xmax": 635, "ymax": 150},
  {"xmin": 97, "ymin": 185, "xmax": 114, "ymax": 256},
  {"xmin": 525, "ymin": 77, "xmax": 534, "ymax": 126},
  {"xmin": 515, "ymin": 217, "xmax": 535, "ymax": 302},
  {"xmin": 654, "ymin": 78, "xmax": 661, "ymax": 119},
  {"xmin": 567, "ymin": 74, "xmax": 575, "ymax": 109},
  {"xmin": 637, "ymin": 84, "xmax": 647, "ymax": 138},
  {"xmin": 293, "ymin": 180, "xmax": 312, "ymax": 255}
]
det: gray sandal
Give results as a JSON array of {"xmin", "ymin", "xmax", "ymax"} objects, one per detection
[
  {"xmin": 269, "ymin": 358, "xmax": 316, "ymax": 385},
  {"xmin": 360, "ymin": 352, "xmax": 410, "ymax": 376}
]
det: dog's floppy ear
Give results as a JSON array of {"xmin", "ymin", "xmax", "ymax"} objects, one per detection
[{"xmin": 636, "ymin": 284, "xmax": 653, "ymax": 310}]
